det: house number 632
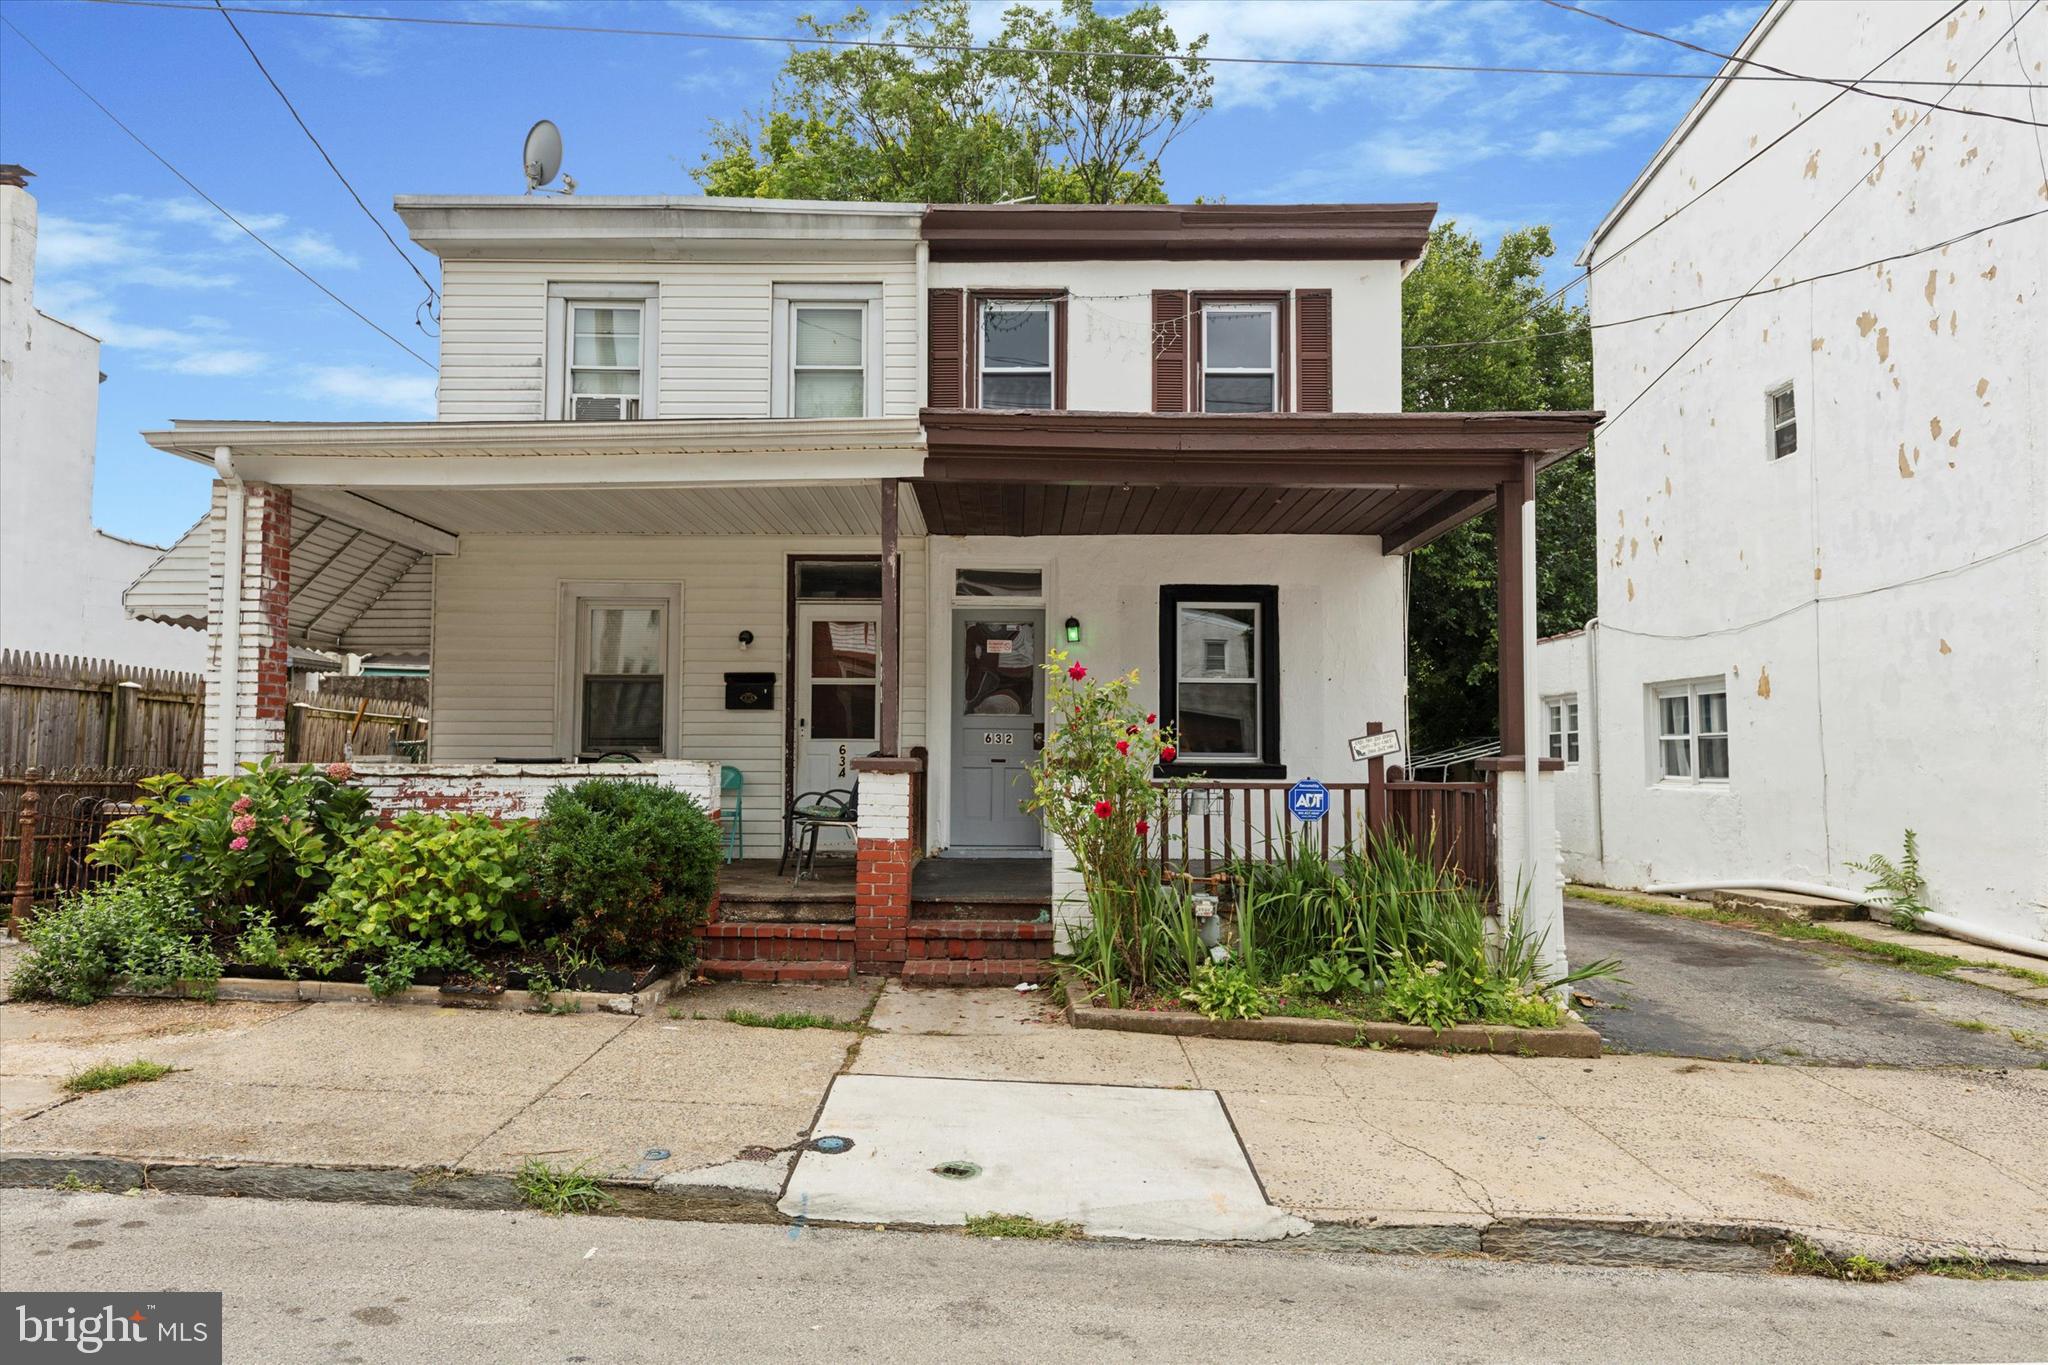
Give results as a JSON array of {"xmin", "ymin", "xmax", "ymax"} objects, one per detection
[{"xmin": 981, "ymin": 732, "xmax": 1016, "ymax": 746}]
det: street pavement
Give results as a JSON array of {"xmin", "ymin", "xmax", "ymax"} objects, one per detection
[{"xmin": 7, "ymin": 1188, "xmax": 2045, "ymax": 1364}]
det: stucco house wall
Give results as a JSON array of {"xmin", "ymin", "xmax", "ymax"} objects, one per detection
[
  {"xmin": 0, "ymin": 177, "xmax": 203, "ymax": 669},
  {"xmin": 1577, "ymin": 0, "xmax": 2048, "ymax": 939}
]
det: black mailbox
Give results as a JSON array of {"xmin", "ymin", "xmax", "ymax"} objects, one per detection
[{"xmin": 724, "ymin": 672, "xmax": 775, "ymax": 710}]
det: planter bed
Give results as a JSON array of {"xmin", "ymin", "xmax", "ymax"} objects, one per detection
[
  {"xmin": 1066, "ymin": 997, "xmax": 1602, "ymax": 1058},
  {"xmin": 115, "ymin": 964, "xmax": 691, "ymax": 1016}
]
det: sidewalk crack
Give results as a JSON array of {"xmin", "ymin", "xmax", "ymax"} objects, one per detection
[
  {"xmin": 449, "ymin": 1016, "xmax": 637, "ymax": 1171},
  {"xmin": 1353, "ymin": 1114, "xmax": 1497, "ymax": 1217},
  {"xmin": 1801, "ymin": 1068, "xmax": 2048, "ymax": 1197}
]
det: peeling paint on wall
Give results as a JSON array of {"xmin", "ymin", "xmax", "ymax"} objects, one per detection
[
  {"xmin": 1898, "ymin": 444, "xmax": 1915, "ymax": 478},
  {"xmin": 1939, "ymin": 638, "xmax": 1953, "ymax": 655},
  {"xmin": 1757, "ymin": 666, "xmax": 1772, "ymax": 699},
  {"xmin": 1856, "ymin": 311, "xmax": 1879, "ymax": 336}
]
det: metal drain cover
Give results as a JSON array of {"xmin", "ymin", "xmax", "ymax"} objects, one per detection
[
  {"xmin": 931, "ymin": 1159, "xmax": 981, "ymax": 1180},
  {"xmin": 809, "ymin": 1135, "xmax": 856, "ymax": 1155}
]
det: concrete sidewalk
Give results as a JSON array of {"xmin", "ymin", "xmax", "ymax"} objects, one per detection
[{"xmin": 3, "ymin": 980, "xmax": 2044, "ymax": 1262}]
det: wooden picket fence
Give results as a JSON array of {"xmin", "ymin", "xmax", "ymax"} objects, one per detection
[{"xmin": 0, "ymin": 649, "xmax": 205, "ymax": 774}]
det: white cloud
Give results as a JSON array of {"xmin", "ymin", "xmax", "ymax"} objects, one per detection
[
  {"xmin": 168, "ymin": 350, "xmax": 269, "ymax": 377},
  {"xmin": 1162, "ymin": 0, "xmax": 1435, "ymax": 109},
  {"xmin": 299, "ymin": 364, "xmax": 437, "ymax": 417},
  {"xmin": 37, "ymin": 216, "xmax": 237, "ymax": 290}
]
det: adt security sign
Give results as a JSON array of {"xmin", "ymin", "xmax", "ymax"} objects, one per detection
[{"xmin": 1287, "ymin": 778, "xmax": 1330, "ymax": 823}]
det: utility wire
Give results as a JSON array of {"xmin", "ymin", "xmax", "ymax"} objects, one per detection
[
  {"xmin": 1542, "ymin": 0, "xmax": 2048, "ymax": 127},
  {"xmin": 208, "ymin": 0, "xmax": 439, "ymax": 305},
  {"xmin": 1598, "ymin": 1, "xmax": 2038, "ymax": 435},
  {"xmin": 1400, "ymin": 205, "xmax": 2047, "ymax": 349},
  {"xmin": 0, "ymin": 15, "xmax": 435, "ymax": 370},
  {"xmin": 1455, "ymin": 2, "xmax": 1970, "ymax": 355},
  {"xmin": 77, "ymin": 0, "xmax": 2048, "ymax": 90}
]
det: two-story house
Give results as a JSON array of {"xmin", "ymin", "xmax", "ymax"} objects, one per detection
[
  {"xmin": 125, "ymin": 194, "xmax": 1600, "ymax": 982},
  {"xmin": 1535, "ymin": 0, "xmax": 2047, "ymax": 953}
]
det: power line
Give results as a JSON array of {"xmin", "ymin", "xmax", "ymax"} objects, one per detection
[
  {"xmin": 1458, "ymin": 2, "xmax": 1970, "ymax": 355},
  {"xmin": 208, "ymin": 0, "xmax": 439, "ymax": 305},
  {"xmin": 0, "ymin": 15, "xmax": 435, "ymax": 370},
  {"xmin": 1401, "ymin": 205, "xmax": 2047, "ymax": 350},
  {"xmin": 77, "ymin": 0, "xmax": 2048, "ymax": 90},
  {"xmin": 1598, "ymin": 1, "xmax": 2037, "ymax": 435},
  {"xmin": 1542, "ymin": 0, "xmax": 2048, "ymax": 128}
]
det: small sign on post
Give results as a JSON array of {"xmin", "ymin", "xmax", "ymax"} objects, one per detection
[
  {"xmin": 1348, "ymin": 729, "xmax": 1401, "ymax": 762},
  {"xmin": 1287, "ymin": 777, "xmax": 1330, "ymax": 823}
]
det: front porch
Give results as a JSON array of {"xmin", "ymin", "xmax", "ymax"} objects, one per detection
[{"xmin": 132, "ymin": 407, "xmax": 1594, "ymax": 982}]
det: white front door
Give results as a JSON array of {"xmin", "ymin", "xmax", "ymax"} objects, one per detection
[{"xmin": 794, "ymin": 602, "xmax": 880, "ymax": 851}]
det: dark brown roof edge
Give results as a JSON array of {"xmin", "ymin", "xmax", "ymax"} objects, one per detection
[
  {"xmin": 921, "ymin": 202, "xmax": 1437, "ymax": 261},
  {"xmin": 921, "ymin": 407, "xmax": 1601, "ymax": 455}
]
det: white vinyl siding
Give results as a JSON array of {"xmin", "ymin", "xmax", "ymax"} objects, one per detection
[
  {"xmin": 429, "ymin": 535, "xmax": 928, "ymax": 853},
  {"xmin": 436, "ymin": 260, "xmax": 921, "ymax": 421}
]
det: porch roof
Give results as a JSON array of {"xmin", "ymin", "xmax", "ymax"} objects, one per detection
[{"xmin": 915, "ymin": 409, "xmax": 1601, "ymax": 549}]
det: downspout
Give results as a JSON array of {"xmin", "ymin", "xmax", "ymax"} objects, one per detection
[
  {"xmin": 212, "ymin": 445, "xmax": 243, "ymax": 775},
  {"xmin": 1584, "ymin": 616, "xmax": 1605, "ymax": 867},
  {"xmin": 1520, "ymin": 455, "xmax": 1541, "ymax": 915}
]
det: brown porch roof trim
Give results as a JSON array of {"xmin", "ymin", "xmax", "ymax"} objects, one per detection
[
  {"xmin": 918, "ymin": 408, "xmax": 1601, "ymax": 489},
  {"xmin": 920, "ymin": 203, "xmax": 1437, "ymax": 261}
]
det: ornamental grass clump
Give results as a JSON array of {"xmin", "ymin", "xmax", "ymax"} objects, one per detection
[{"xmin": 1025, "ymin": 650, "xmax": 1183, "ymax": 994}]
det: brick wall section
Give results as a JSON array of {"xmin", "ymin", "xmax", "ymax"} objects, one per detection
[
  {"xmin": 353, "ymin": 761, "xmax": 721, "ymax": 821},
  {"xmin": 252, "ymin": 486, "xmax": 291, "ymax": 722},
  {"xmin": 699, "ymin": 923, "xmax": 855, "ymax": 963},
  {"xmin": 852, "ymin": 763, "xmax": 917, "ymax": 972},
  {"xmin": 907, "ymin": 921, "xmax": 1053, "ymax": 962}
]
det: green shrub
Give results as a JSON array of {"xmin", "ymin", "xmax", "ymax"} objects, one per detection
[
  {"xmin": 308, "ymin": 812, "xmax": 536, "ymax": 960},
  {"xmin": 527, "ymin": 780, "xmax": 721, "ymax": 968},
  {"xmin": 89, "ymin": 758, "xmax": 371, "ymax": 927},
  {"xmin": 1180, "ymin": 962, "xmax": 1267, "ymax": 1020},
  {"xmin": 10, "ymin": 871, "xmax": 221, "ymax": 1005}
]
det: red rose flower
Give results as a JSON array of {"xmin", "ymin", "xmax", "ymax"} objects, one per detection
[
  {"xmin": 1126, "ymin": 724, "xmax": 1139, "ymax": 735},
  {"xmin": 1160, "ymin": 745, "xmax": 1177, "ymax": 763},
  {"xmin": 1093, "ymin": 800, "xmax": 1113, "ymax": 818},
  {"xmin": 1145, "ymin": 713, "xmax": 1157, "ymax": 725},
  {"xmin": 1135, "ymin": 818, "xmax": 1150, "ymax": 836},
  {"xmin": 1067, "ymin": 663, "xmax": 1088, "ymax": 681},
  {"xmin": 1115, "ymin": 739, "xmax": 1130, "ymax": 755}
]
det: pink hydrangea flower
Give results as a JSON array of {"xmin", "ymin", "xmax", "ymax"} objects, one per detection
[
  {"xmin": 325, "ymin": 762, "xmax": 353, "ymax": 781},
  {"xmin": 231, "ymin": 814, "xmax": 257, "ymax": 835},
  {"xmin": 228, "ymin": 836, "xmax": 250, "ymax": 852},
  {"xmin": 231, "ymin": 795, "xmax": 253, "ymax": 813}
]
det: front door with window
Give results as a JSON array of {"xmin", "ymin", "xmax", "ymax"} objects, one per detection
[
  {"xmin": 795, "ymin": 603, "xmax": 880, "ymax": 851},
  {"xmin": 951, "ymin": 611, "xmax": 1044, "ymax": 851}
]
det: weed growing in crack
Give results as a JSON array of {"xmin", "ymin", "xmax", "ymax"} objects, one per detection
[
  {"xmin": 63, "ymin": 1060, "xmax": 173, "ymax": 1094},
  {"xmin": 965, "ymin": 1212, "xmax": 1082, "ymax": 1240},
  {"xmin": 515, "ymin": 1159, "xmax": 615, "ymax": 1216}
]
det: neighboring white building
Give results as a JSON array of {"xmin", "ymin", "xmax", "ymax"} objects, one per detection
[
  {"xmin": 0, "ymin": 167, "xmax": 203, "ymax": 671},
  {"xmin": 126, "ymin": 193, "xmax": 1598, "ymax": 981},
  {"xmin": 1539, "ymin": 2, "xmax": 2048, "ymax": 944}
]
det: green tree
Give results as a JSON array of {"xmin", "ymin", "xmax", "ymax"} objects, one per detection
[
  {"xmin": 693, "ymin": 0, "xmax": 1211, "ymax": 204},
  {"xmin": 1403, "ymin": 222, "xmax": 1595, "ymax": 754}
]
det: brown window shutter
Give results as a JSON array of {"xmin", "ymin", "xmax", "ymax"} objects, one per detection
[
  {"xmin": 1151, "ymin": 289, "xmax": 1189, "ymax": 413},
  {"xmin": 928, "ymin": 288, "xmax": 964, "ymax": 408},
  {"xmin": 1296, "ymin": 289, "xmax": 1333, "ymax": 412}
]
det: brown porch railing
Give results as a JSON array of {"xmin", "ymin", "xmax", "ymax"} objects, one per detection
[{"xmin": 1145, "ymin": 769, "xmax": 1497, "ymax": 896}]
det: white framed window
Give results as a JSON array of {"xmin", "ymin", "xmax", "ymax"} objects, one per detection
[
  {"xmin": 555, "ymin": 581, "xmax": 681, "ymax": 758},
  {"xmin": 1160, "ymin": 584, "xmax": 1280, "ymax": 773},
  {"xmin": 772, "ymin": 283, "xmax": 884, "ymax": 419},
  {"xmin": 1545, "ymin": 695, "xmax": 1581, "ymax": 765},
  {"xmin": 1200, "ymin": 303, "xmax": 1279, "ymax": 413},
  {"xmin": 1653, "ymin": 680, "xmax": 1728, "ymax": 784},
  {"xmin": 1767, "ymin": 381, "xmax": 1797, "ymax": 459},
  {"xmin": 978, "ymin": 299, "xmax": 1055, "ymax": 410},
  {"xmin": 545, "ymin": 283, "xmax": 658, "ymax": 421}
]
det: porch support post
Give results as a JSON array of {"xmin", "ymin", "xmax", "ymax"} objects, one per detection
[
  {"xmin": 879, "ymin": 478, "xmax": 902, "ymax": 757},
  {"xmin": 850, "ymin": 755, "xmax": 919, "ymax": 974},
  {"xmin": 205, "ymin": 461, "xmax": 293, "ymax": 775},
  {"xmin": 1494, "ymin": 467, "xmax": 1527, "ymax": 758}
]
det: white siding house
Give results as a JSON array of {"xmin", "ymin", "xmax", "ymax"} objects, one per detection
[
  {"xmin": 0, "ymin": 169, "xmax": 202, "ymax": 670},
  {"xmin": 1539, "ymin": 0, "xmax": 2048, "ymax": 945}
]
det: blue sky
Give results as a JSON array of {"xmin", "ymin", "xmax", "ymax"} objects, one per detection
[{"xmin": 0, "ymin": 0, "xmax": 1762, "ymax": 547}]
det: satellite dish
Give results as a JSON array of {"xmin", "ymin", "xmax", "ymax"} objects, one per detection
[{"xmin": 523, "ymin": 119, "xmax": 563, "ymax": 193}]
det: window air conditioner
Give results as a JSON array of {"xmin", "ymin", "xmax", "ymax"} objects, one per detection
[{"xmin": 573, "ymin": 394, "xmax": 639, "ymax": 421}]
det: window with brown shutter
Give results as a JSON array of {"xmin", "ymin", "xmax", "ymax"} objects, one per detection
[
  {"xmin": 927, "ymin": 288, "xmax": 965, "ymax": 408},
  {"xmin": 1191, "ymin": 291, "xmax": 1290, "ymax": 413},
  {"xmin": 1296, "ymin": 289, "xmax": 1332, "ymax": 412},
  {"xmin": 1151, "ymin": 289, "xmax": 1189, "ymax": 413}
]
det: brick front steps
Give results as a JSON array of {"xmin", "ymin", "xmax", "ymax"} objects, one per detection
[
  {"xmin": 697, "ymin": 960, "xmax": 854, "ymax": 983},
  {"xmin": 908, "ymin": 919, "xmax": 1054, "ymax": 960},
  {"xmin": 699, "ymin": 923, "xmax": 855, "ymax": 963},
  {"xmin": 901, "ymin": 960, "xmax": 1054, "ymax": 986},
  {"xmin": 910, "ymin": 896, "xmax": 1050, "ymax": 923}
]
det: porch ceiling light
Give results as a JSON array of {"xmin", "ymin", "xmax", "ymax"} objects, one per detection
[{"xmin": 1064, "ymin": 617, "xmax": 1081, "ymax": 643}]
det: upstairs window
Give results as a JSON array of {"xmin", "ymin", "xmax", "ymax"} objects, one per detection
[
  {"xmin": 792, "ymin": 305, "xmax": 867, "ymax": 418},
  {"xmin": 1200, "ymin": 302, "xmax": 1280, "ymax": 412},
  {"xmin": 569, "ymin": 304, "xmax": 643, "ymax": 421},
  {"xmin": 978, "ymin": 299, "xmax": 1056, "ymax": 409},
  {"xmin": 1767, "ymin": 382, "xmax": 1797, "ymax": 459}
]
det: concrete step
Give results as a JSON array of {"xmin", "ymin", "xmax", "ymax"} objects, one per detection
[
  {"xmin": 1709, "ymin": 889, "xmax": 1862, "ymax": 924},
  {"xmin": 910, "ymin": 896, "xmax": 1050, "ymax": 922},
  {"xmin": 714, "ymin": 897, "xmax": 856, "ymax": 924},
  {"xmin": 698, "ymin": 960, "xmax": 854, "ymax": 984},
  {"xmin": 900, "ymin": 959, "xmax": 1053, "ymax": 987},
  {"xmin": 698, "ymin": 923, "xmax": 856, "ymax": 964}
]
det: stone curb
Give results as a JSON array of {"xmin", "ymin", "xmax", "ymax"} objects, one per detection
[
  {"xmin": 1066, "ymin": 999, "xmax": 1603, "ymax": 1057},
  {"xmin": 111, "ymin": 967, "xmax": 693, "ymax": 1017},
  {"xmin": 12, "ymin": 1150, "xmax": 2039, "ymax": 1274}
]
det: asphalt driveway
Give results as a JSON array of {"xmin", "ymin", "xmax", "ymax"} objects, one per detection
[{"xmin": 1565, "ymin": 898, "xmax": 2048, "ymax": 1067}]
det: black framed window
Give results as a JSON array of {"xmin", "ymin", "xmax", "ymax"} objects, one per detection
[{"xmin": 1157, "ymin": 584, "xmax": 1282, "ymax": 778}]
